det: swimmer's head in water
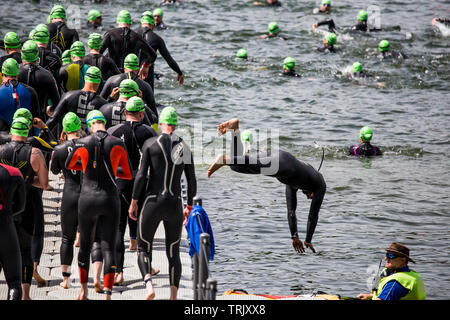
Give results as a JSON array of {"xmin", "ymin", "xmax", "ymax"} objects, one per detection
[
  {"xmin": 10, "ymin": 117, "xmax": 30, "ymax": 137},
  {"xmin": 241, "ymin": 130, "xmax": 253, "ymax": 143},
  {"xmin": 119, "ymin": 79, "xmax": 139, "ymax": 98},
  {"xmin": 1, "ymin": 58, "xmax": 20, "ymax": 77},
  {"xmin": 3, "ymin": 32, "xmax": 21, "ymax": 49},
  {"xmin": 126, "ymin": 96, "xmax": 145, "ymax": 113},
  {"xmin": 124, "ymin": 53, "xmax": 140, "ymax": 71},
  {"xmin": 236, "ymin": 48, "xmax": 248, "ymax": 59},
  {"xmin": 360, "ymin": 126, "xmax": 373, "ymax": 142},
  {"xmin": 357, "ymin": 10, "xmax": 368, "ymax": 22},
  {"xmin": 153, "ymin": 8, "xmax": 164, "ymax": 19},
  {"xmin": 85, "ymin": 66, "xmax": 102, "ymax": 84},
  {"xmin": 324, "ymin": 32, "xmax": 337, "ymax": 46},
  {"xmin": 21, "ymin": 40, "xmax": 39, "ymax": 62},
  {"xmin": 50, "ymin": 4, "xmax": 66, "ymax": 20},
  {"xmin": 320, "ymin": 0, "xmax": 331, "ymax": 11},
  {"xmin": 141, "ymin": 11, "xmax": 155, "ymax": 25},
  {"xmin": 70, "ymin": 41, "xmax": 86, "ymax": 58},
  {"xmin": 117, "ymin": 10, "xmax": 132, "ymax": 25},
  {"xmin": 283, "ymin": 57, "xmax": 295, "ymax": 70},
  {"xmin": 88, "ymin": 33, "xmax": 103, "ymax": 50},
  {"xmin": 86, "ymin": 110, "xmax": 106, "ymax": 128},
  {"xmin": 13, "ymin": 108, "xmax": 33, "ymax": 124},
  {"xmin": 63, "ymin": 112, "xmax": 82, "ymax": 133},
  {"xmin": 268, "ymin": 22, "xmax": 279, "ymax": 35},
  {"xmin": 88, "ymin": 9, "xmax": 101, "ymax": 22},
  {"xmin": 378, "ymin": 40, "xmax": 390, "ymax": 52},
  {"xmin": 352, "ymin": 62, "xmax": 362, "ymax": 73},
  {"xmin": 159, "ymin": 107, "xmax": 178, "ymax": 126}
]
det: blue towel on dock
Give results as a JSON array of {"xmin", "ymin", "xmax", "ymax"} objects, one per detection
[{"xmin": 185, "ymin": 205, "xmax": 215, "ymax": 260}]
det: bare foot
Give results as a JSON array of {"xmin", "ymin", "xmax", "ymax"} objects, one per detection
[
  {"xmin": 33, "ymin": 270, "xmax": 46, "ymax": 287},
  {"xmin": 151, "ymin": 267, "xmax": 160, "ymax": 276},
  {"xmin": 60, "ymin": 279, "xmax": 70, "ymax": 289},
  {"xmin": 145, "ymin": 278, "xmax": 155, "ymax": 300},
  {"xmin": 207, "ymin": 154, "xmax": 230, "ymax": 178},
  {"xmin": 128, "ymin": 239, "xmax": 137, "ymax": 251},
  {"xmin": 114, "ymin": 273, "xmax": 124, "ymax": 285},
  {"xmin": 217, "ymin": 118, "xmax": 239, "ymax": 136},
  {"xmin": 94, "ymin": 282, "xmax": 103, "ymax": 293},
  {"xmin": 76, "ymin": 295, "xmax": 88, "ymax": 300}
]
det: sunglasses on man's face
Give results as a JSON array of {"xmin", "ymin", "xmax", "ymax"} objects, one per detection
[{"xmin": 386, "ymin": 253, "xmax": 399, "ymax": 259}]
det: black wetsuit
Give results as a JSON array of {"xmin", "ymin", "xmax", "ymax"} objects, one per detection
[
  {"xmin": 348, "ymin": 142, "xmax": 382, "ymax": 157},
  {"xmin": 315, "ymin": 19, "xmax": 381, "ymax": 33},
  {"xmin": 317, "ymin": 45, "xmax": 338, "ymax": 53},
  {"xmin": 132, "ymin": 133, "xmax": 197, "ymax": 287},
  {"xmin": 99, "ymin": 72, "xmax": 157, "ymax": 117},
  {"xmin": 37, "ymin": 46, "xmax": 63, "ymax": 83},
  {"xmin": 100, "ymin": 27, "xmax": 157, "ymax": 71},
  {"xmin": 46, "ymin": 90, "xmax": 108, "ymax": 131},
  {"xmin": 47, "ymin": 21, "xmax": 80, "ymax": 52},
  {"xmin": 65, "ymin": 130, "xmax": 132, "ymax": 291},
  {"xmin": 99, "ymin": 100, "xmax": 157, "ymax": 130},
  {"xmin": 282, "ymin": 70, "xmax": 301, "ymax": 77},
  {"xmin": 107, "ymin": 121, "xmax": 157, "ymax": 273},
  {"xmin": 0, "ymin": 163, "xmax": 26, "ymax": 300},
  {"xmin": 58, "ymin": 60, "xmax": 91, "ymax": 93},
  {"xmin": 227, "ymin": 131, "xmax": 326, "ymax": 243},
  {"xmin": 379, "ymin": 50, "xmax": 408, "ymax": 60},
  {"xmin": 83, "ymin": 53, "xmax": 121, "ymax": 81},
  {"xmin": 155, "ymin": 22, "xmax": 168, "ymax": 31},
  {"xmin": 18, "ymin": 63, "xmax": 61, "ymax": 121},
  {"xmin": 435, "ymin": 18, "xmax": 450, "ymax": 26},
  {"xmin": 0, "ymin": 130, "xmax": 57, "ymax": 154},
  {"xmin": 134, "ymin": 26, "xmax": 183, "ymax": 90},
  {"xmin": 50, "ymin": 139, "xmax": 81, "ymax": 272}
]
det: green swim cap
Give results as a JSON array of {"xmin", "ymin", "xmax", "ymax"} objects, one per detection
[
  {"xmin": 141, "ymin": 11, "xmax": 155, "ymax": 25},
  {"xmin": 62, "ymin": 112, "xmax": 82, "ymax": 132},
  {"xmin": 159, "ymin": 106, "xmax": 178, "ymax": 125},
  {"xmin": 21, "ymin": 40, "xmax": 39, "ymax": 62},
  {"xmin": 357, "ymin": 10, "xmax": 368, "ymax": 22},
  {"xmin": 10, "ymin": 117, "xmax": 30, "ymax": 137},
  {"xmin": 50, "ymin": 5, "xmax": 66, "ymax": 20},
  {"xmin": 124, "ymin": 53, "xmax": 140, "ymax": 70},
  {"xmin": 325, "ymin": 32, "xmax": 337, "ymax": 46},
  {"xmin": 13, "ymin": 108, "xmax": 33, "ymax": 124},
  {"xmin": 88, "ymin": 33, "xmax": 103, "ymax": 50},
  {"xmin": 119, "ymin": 79, "xmax": 139, "ymax": 98},
  {"xmin": 85, "ymin": 66, "xmax": 102, "ymax": 84},
  {"xmin": 70, "ymin": 41, "xmax": 85, "ymax": 57},
  {"xmin": 1, "ymin": 58, "xmax": 20, "ymax": 77},
  {"xmin": 236, "ymin": 48, "xmax": 247, "ymax": 59},
  {"xmin": 378, "ymin": 40, "xmax": 390, "ymax": 52},
  {"xmin": 125, "ymin": 96, "xmax": 145, "ymax": 112},
  {"xmin": 352, "ymin": 62, "xmax": 362, "ymax": 73},
  {"xmin": 268, "ymin": 21, "xmax": 279, "ymax": 34},
  {"xmin": 283, "ymin": 56, "xmax": 295, "ymax": 70},
  {"xmin": 153, "ymin": 8, "xmax": 163, "ymax": 18},
  {"xmin": 4, "ymin": 32, "xmax": 21, "ymax": 49},
  {"xmin": 117, "ymin": 10, "xmax": 132, "ymax": 24},
  {"xmin": 86, "ymin": 110, "xmax": 106, "ymax": 127},
  {"xmin": 88, "ymin": 9, "xmax": 101, "ymax": 22},
  {"xmin": 241, "ymin": 130, "xmax": 253, "ymax": 143},
  {"xmin": 28, "ymin": 29, "xmax": 36, "ymax": 41},
  {"xmin": 32, "ymin": 24, "xmax": 50, "ymax": 43},
  {"xmin": 62, "ymin": 50, "xmax": 72, "ymax": 64},
  {"xmin": 322, "ymin": 0, "xmax": 331, "ymax": 6},
  {"xmin": 360, "ymin": 126, "xmax": 373, "ymax": 142}
]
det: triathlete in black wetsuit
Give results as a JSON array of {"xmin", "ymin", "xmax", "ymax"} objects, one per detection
[
  {"xmin": 153, "ymin": 8, "xmax": 168, "ymax": 31},
  {"xmin": 65, "ymin": 110, "xmax": 132, "ymax": 300},
  {"xmin": 207, "ymin": 119, "xmax": 326, "ymax": 254},
  {"xmin": 18, "ymin": 40, "xmax": 60, "ymax": 121},
  {"xmin": 100, "ymin": 53, "xmax": 157, "ymax": 117},
  {"xmin": 134, "ymin": 12, "xmax": 184, "ymax": 90},
  {"xmin": 107, "ymin": 96, "xmax": 157, "ymax": 285},
  {"xmin": 348, "ymin": 126, "xmax": 382, "ymax": 157},
  {"xmin": 83, "ymin": 33, "xmax": 121, "ymax": 82},
  {"xmin": 47, "ymin": 5, "xmax": 80, "ymax": 52},
  {"xmin": 0, "ymin": 163, "xmax": 26, "ymax": 300},
  {"xmin": 87, "ymin": 9, "xmax": 102, "ymax": 30},
  {"xmin": 378, "ymin": 40, "xmax": 408, "ymax": 60},
  {"xmin": 282, "ymin": 57, "xmax": 301, "ymax": 77},
  {"xmin": 99, "ymin": 79, "xmax": 157, "ymax": 130},
  {"xmin": 58, "ymin": 41, "xmax": 91, "ymax": 93},
  {"xmin": 100, "ymin": 10, "xmax": 156, "ymax": 73},
  {"xmin": 50, "ymin": 112, "xmax": 83, "ymax": 289},
  {"xmin": 31, "ymin": 24, "xmax": 62, "ymax": 84},
  {"xmin": 129, "ymin": 106, "xmax": 197, "ymax": 300},
  {"xmin": 257, "ymin": 22, "xmax": 288, "ymax": 40},
  {"xmin": 0, "ymin": 32, "xmax": 22, "ymax": 73},
  {"xmin": 0, "ymin": 117, "xmax": 51, "ymax": 300},
  {"xmin": 317, "ymin": 32, "xmax": 338, "ymax": 53},
  {"xmin": 46, "ymin": 66, "xmax": 107, "ymax": 131},
  {"xmin": 312, "ymin": 10, "xmax": 381, "ymax": 34}
]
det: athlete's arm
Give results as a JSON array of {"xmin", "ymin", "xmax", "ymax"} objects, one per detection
[{"xmin": 30, "ymin": 147, "xmax": 51, "ymax": 190}]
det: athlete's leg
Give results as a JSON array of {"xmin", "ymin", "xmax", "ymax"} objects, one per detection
[
  {"xmin": 31, "ymin": 187, "xmax": 45, "ymax": 286},
  {"xmin": 0, "ymin": 221, "xmax": 23, "ymax": 300}
]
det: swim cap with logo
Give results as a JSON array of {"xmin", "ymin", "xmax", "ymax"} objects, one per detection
[
  {"xmin": 159, "ymin": 107, "xmax": 178, "ymax": 125},
  {"xmin": 1, "ymin": 58, "xmax": 20, "ymax": 77},
  {"xmin": 21, "ymin": 40, "xmax": 39, "ymax": 62},
  {"xmin": 236, "ymin": 48, "xmax": 247, "ymax": 59},
  {"xmin": 117, "ymin": 10, "xmax": 132, "ymax": 24},
  {"xmin": 357, "ymin": 10, "xmax": 368, "ymax": 22},
  {"xmin": 283, "ymin": 57, "xmax": 295, "ymax": 70},
  {"xmin": 125, "ymin": 96, "xmax": 145, "ymax": 112},
  {"xmin": 10, "ymin": 117, "xmax": 30, "ymax": 137},
  {"xmin": 63, "ymin": 112, "xmax": 82, "ymax": 132},
  {"xmin": 86, "ymin": 110, "xmax": 106, "ymax": 127},
  {"xmin": 88, "ymin": 9, "xmax": 101, "ymax": 22},
  {"xmin": 360, "ymin": 126, "xmax": 373, "ymax": 142},
  {"xmin": 124, "ymin": 53, "xmax": 140, "ymax": 70},
  {"xmin": 352, "ymin": 62, "xmax": 362, "ymax": 73},
  {"xmin": 378, "ymin": 40, "xmax": 390, "ymax": 52},
  {"xmin": 119, "ymin": 79, "xmax": 139, "ymax": 98},
  {"xmin": 4, "ymin": 32, "xmax": 21, "ymax": 49},
  {"xmin": 88, "ymin": 33, "xmax": 103, "ymax": 50},
  {"xmin": 325, "ymin": 32, "xmax": 337, "ymax": 46},
  {"xmin": 13, "ymin": 108, "xmax": 33, "ymax": 124},
  {"xmin": 50, "ymin": 5, "xmax": 66, "ymax": 19},
  {"xmin": 70, "ymin": 41, "xmax": 86, "ymax": 57},
  {"xmin": 268, "ymin": 22, "xmax": 279, "ymax": 34},
  {"xmin": 241, "ymin": 130, "xmax": 253, "ymax": 143},
  {"xmin": 153, "ymin": 8, "xmax": 164, "ymax": 18},
  {"xmin": 141, "ymin": 11, "xmax": 155, "ymax": 25},
  {"xmin": 85, "ymin": 66, "xmax": 102, "ymax": 84},
  {"xmin": 62, "ymin": 50, "xmax": 72, "ymax": 64},
  {"xmin": 32, "ymin": 24, "xmax": 50, "ymax": 43}
]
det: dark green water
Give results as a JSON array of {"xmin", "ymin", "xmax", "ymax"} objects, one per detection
[{"xmin": 2, "ymin": 0, "xmax": 449, "ymax": 299}]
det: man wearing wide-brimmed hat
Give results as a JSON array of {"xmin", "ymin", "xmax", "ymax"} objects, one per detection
[{"xmin": 358, "ymin": 242, "xmax": 426, "ymax": 300}]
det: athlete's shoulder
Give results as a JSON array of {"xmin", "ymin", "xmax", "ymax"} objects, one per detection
[{"xmin": 0, "ymin": 163, "xmax": 23, "ymax": 178}]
